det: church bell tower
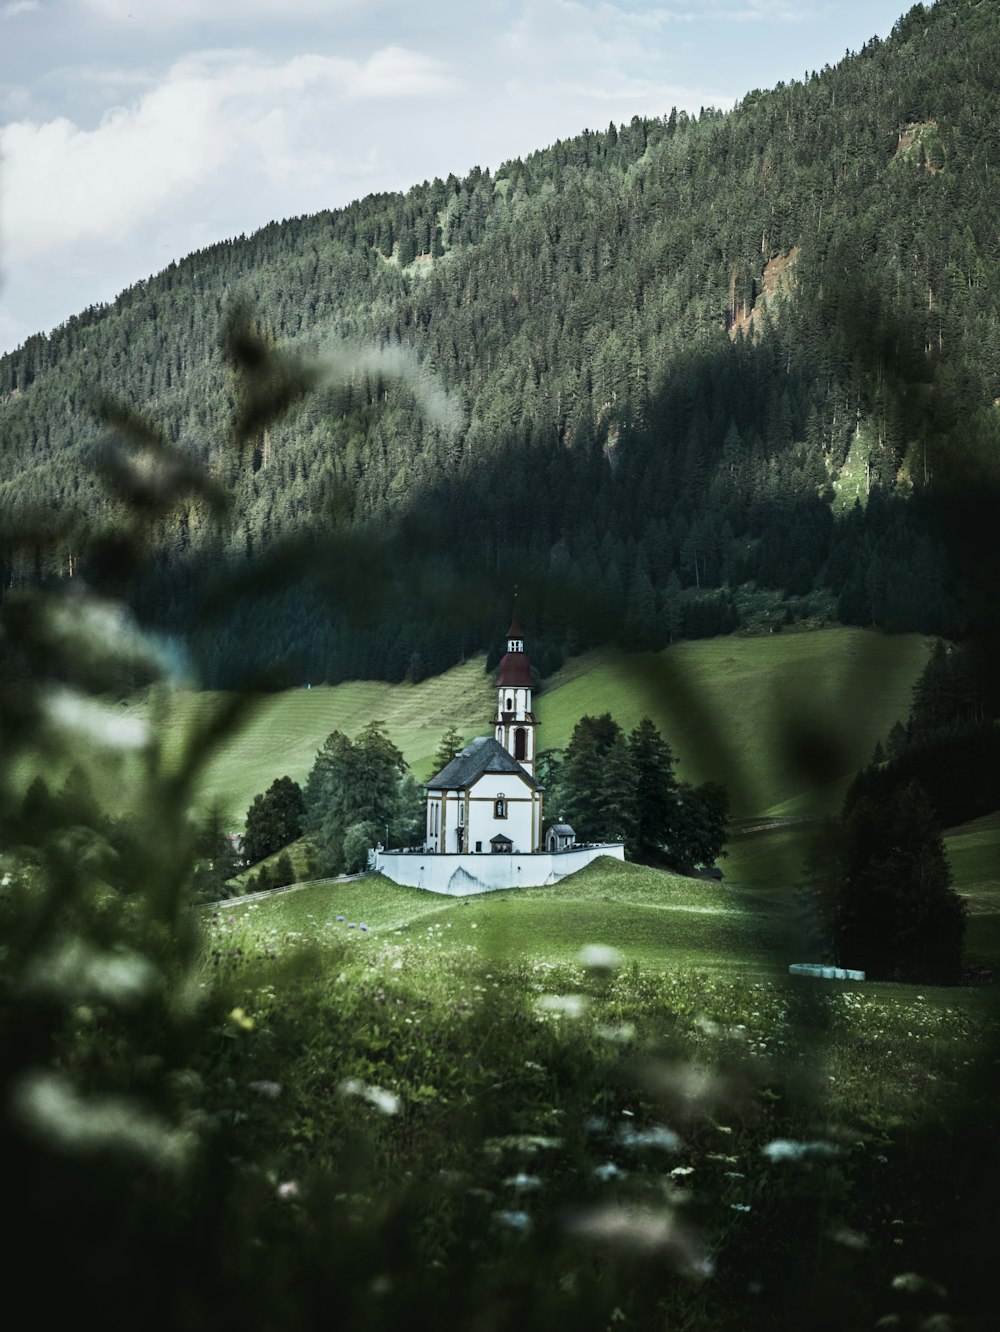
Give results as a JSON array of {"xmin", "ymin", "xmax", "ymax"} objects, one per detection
[{"xmin": 494, "ymin": 605, "xmax": 537, "ymax": 777}]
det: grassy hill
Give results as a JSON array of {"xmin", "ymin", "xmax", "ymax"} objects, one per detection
[
  {"xmin": 216, "ymin": 809, "xmax": 1000, "ymax": 975},
  {"xmin": 214, "ymin": 856, "xmax": 792, "ymax": 973},
  {"xmin": 145, "ymin": 624, "xmax": 930, "ymax": 825}
]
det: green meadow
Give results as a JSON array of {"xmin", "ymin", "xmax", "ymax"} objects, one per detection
[
  {"xmin": 177, "ymin": 626, "xmax": 999, "ymax": 1328},
  {"xmin": 204, "ymin": 845, "xmax": 1000, "ymax": 1329},
  {"xmin": 147, "ymin": 625, "xmax": 930, "ymax": 826},
  {"xmin": 215, "ymin": 858, "xmax": 790, "ymax": 972}
]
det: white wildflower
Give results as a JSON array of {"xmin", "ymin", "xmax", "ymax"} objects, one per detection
[
  {"xmin": 568, "ymin": 1203, "xmax": 713, "ymax": 1277},
  {"xmin": 617, "ymin": 1124, "xmax": 681, "ymax": 1152},
  {"xmin": 23, "ymin": 939, "xmax": 157, "ymax": 1007},
  {"xmin": 829, "ymin": 1227, "xmax": 870, "ymax": 1251},
  {"xmin": 761, "ymin": 1138, "xmax": 842, "ymax": 1162},
  {"xmin": 579, "ymin": 944, "xmax": 622, "ymax": 972},
  {"xmin": 504, "ymin": 1173, "xmax": 542, "ymax": 1191},
  {"xmin": 535, "ymin": 994, "xmax": 588, "ymax": 1018},
  {"xmin": 12, "ymin": 1071, "xmax": 190, "ymax": 1168},
  {"xmin": 594, "ymin": 1162, "xmax": 626, "ymax": 1181},
  {"xmin": 339, "ymin": 1079, "xmax": 400, "ymax": 1115},
  {"xmin": 247, "ymin": 1080, "xmax": 283, "ymax": 1100}
]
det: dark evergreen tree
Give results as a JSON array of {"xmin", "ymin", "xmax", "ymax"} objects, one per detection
[
  {"xmin": 560, "ymin": 714, "xmax": 627, "ymax": 843},
  {"xmin": 536, "ymin": 748, "xmax": 565, "ymax": 821},
  {"xmin": 432, "ymin": 725, "xmax": 465, "ymax": 774},
  {"xmin": 303, "ymin": 721, "xmax": 411, "ymax": 872},
  {"xmin": 272, "ymin": 851, "xmax": 295, "ymax": 889},
  {"xmin": 807, "ymin": 781, "xmax": 966, "ymax": 983},
  {"xmin": 669, "ymin": 780, "xmax": 730, "ymax": 874},
  {"xmin": 243, "ymin": 775, "xmax": 305, "ymax": 864},
  {"xmin": 627, "ymin": 717, "xmax": 681, "ymax": 860},
  {"xmin": 188, "ymin": 810, "xmax": 242, "ymax": 903}
]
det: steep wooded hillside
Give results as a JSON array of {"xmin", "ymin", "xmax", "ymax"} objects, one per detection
[{"xmin": 1, "ymin": 0, "xmax": 998, "ymax": 685}]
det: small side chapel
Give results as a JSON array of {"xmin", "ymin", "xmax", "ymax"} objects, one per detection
[{"xmin": 424, "ymin": 608, "xmax": 544, "ymax": 855}]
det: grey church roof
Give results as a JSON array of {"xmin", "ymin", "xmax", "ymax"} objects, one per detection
[{"xmin": 424, "ymin": 736, "xmax": 542, "ymax": 791}]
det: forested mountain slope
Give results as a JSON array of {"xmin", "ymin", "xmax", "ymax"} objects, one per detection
[{"xmin": 2, "ymin": 0, "xmax": 998, "ymax": 686}]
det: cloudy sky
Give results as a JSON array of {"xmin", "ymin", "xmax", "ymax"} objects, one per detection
[{"xmin": 1, "ymin": 0, "xmax": 913, "ymax": 356}]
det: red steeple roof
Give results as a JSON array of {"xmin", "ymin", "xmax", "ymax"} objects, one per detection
[
  {"xmin": 497, "ymin": 604, "xmax": 532, "ymax": 687},
  {"xmin": 497, "ymin": 653, "xmax": 533, "ymax": 687}
]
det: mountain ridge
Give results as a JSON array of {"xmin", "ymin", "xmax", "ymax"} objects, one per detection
[{"xmin": 1, "ymin": 0, "xmax": 997, "ymax": 686}]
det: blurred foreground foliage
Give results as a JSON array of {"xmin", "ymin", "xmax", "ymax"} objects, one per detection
[{"xmin": 1, "ymin": 301, "xmax": 999, "ymax": 1331}]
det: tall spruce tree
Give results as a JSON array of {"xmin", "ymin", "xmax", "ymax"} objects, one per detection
[
  {"xmin": 432, "ymin": 726, "xmax": 465, "ymax": 774},
  {"xmin": 558, "ymin": 714, "xmax": 636, "ymax": 846},
  {"xmin": 243, "ymin": 775, "xmax": 305, "ymax": 865},
  {"xmin": 628, "ymin": 718, "xmax": 681, "ymax": 859},
  {"xmin": 808, "ymin": 781, "xmax": 966, "ymax": 983}
]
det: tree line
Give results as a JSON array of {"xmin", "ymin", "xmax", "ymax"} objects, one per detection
[
  {"xmin": 229, "ymin": 711, "xmax": 728, "ymax": 896},
  {"xmin": 0, "ymin": 0, "xmax": 996, "ymax": 685}
]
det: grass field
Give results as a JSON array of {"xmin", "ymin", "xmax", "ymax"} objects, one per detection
[
  {"xmin": 213, "ymin": 857, "xmax": 796, "ymax": 972},
  {"xmin": 131, "ymin": 655, "xmax": 496, "ymax": 823},
  {"xmin": 214, "ymin": 814, "xmax": 1000, "ymax": 978},
  {"xmin": 536, "ymin": 628, "xmax": 930, "ymax": 817},
  {"xmin": 145, "ymin": 625, "xmax": 930, "ymax": 825},
  {"xmin": 199, "ymin": 755, "xmax": 1000, "ymax": 1330}
]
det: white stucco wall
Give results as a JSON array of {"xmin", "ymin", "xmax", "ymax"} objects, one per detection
[
  {"xmin": 372, "ymin": 843, "xmax": 626, "ymax": 895},
  {"xmin": 427, "ymin": 769, "xmax": 542, "ymax": 854},
  {"xmin": 466, "ymin": 771, "xmax": 539, "ymax": 852},
  {"xmin": 497, "ymin": 684, "xmax": 531, "ymax": 721}
]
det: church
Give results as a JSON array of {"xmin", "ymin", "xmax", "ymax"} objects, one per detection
[
  {"xmin": 424, "ymin": 607, "xmax": 543, "ymax": 855},
  {"xmin": 372, "ymin": 608, "xmax": 625, "ymax": 895}
]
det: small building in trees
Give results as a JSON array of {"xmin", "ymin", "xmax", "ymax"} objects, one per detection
[
  {"xmin": 545, "ymin": 823, "xmax": 576, "ymax": 852},
  {"xmin": 373, "ymin": 607, "xmax": 622, "ymax": 894}
]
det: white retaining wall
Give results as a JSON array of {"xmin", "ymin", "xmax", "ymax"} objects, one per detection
[{"xmin": 372, "ymin": 843, "xmax": 625, "ymax": 895}]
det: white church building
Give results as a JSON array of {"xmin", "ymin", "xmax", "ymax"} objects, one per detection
[{"xmin": 372, "ymin": 608, "xmax": 625, "ymax": 895}]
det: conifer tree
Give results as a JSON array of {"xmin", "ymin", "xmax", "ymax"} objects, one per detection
[
  {"xmin": 560, "ymin": 714, "xmax": 639, "ymax": 845},
  {"xmin": 432, "ymin": 726, "xmax": 465, "ymax": 774},
  {"xmin": 808, "ymin": 781, "xmax": 966, "ymax": 983},
  {"xmin": 628, "ymin": 718, "xmax": 680, "ymax": 859},
  {"xmin": 243, "ymin": 775, "xmax": 304, "ymax": 865},
  {"xmin": 272, "ymin": 851, "xmax": 295, "ymax": 889}
]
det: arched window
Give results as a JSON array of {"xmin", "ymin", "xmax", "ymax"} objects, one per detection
[
  {"xmin": 505, "ymin": 695, "xmax": 513, "ymax": 712},
  {"xmin": 494, "ymin": 795, "xmax": 507, "ymax": 819},
  {"xmin": 514, "ymin": 727, "xmax": 527, "ymax": 760}
]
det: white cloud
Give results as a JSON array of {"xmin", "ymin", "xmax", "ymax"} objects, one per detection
[
  {"xmin": 78, "ymin": 0, "xmax": 362, "ymax": 22},
  {"xmin": 2, "ymin": 1, "xmax": 41, "ymax": 16},
  {"xmin": 722, "ymin": 0, "xmax": 813, "ymax": 20},
  {"xmin": 498, "ymin": 1, "xmax": 732, "ymax": 121},
  {"xmin": 0, "ymin": 46, "xmax": 457, "ymax": 263}
]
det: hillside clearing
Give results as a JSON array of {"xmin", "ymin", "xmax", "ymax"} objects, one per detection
[{"xmin": 145, "ymin": 626, "xmax": 929, "ymax": 825}]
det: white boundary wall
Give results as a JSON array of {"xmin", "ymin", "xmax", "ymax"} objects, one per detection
[{"xmin": 372, "ymin": 844, "xmax": 625, "ymax": 895}]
